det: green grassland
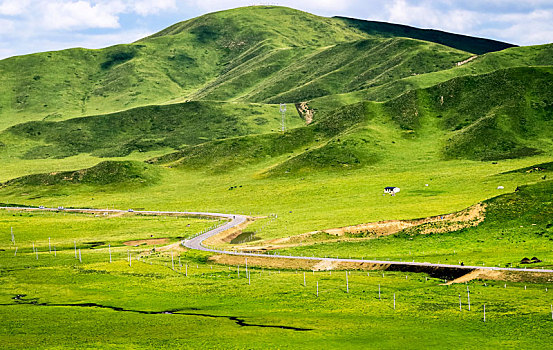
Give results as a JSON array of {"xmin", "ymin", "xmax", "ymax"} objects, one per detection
[
  {"xmin": 1, "ymin": 238, "xmax": 553, "ymax": 349},
  {"xmin": 278, "ymin": 178, "xmax": 553, "ymax": 268},
  {"xmin": 1, "ymin": 4, "xmax": 553, "ymax": 348},
  {"xmin": 1, "ymin": 153, "xmax": 551, "ymax": 243},
  {"xmin": 0, "ymin": 5, "xmax": 550, "ymax": 266},
  {"xmin": 0, "ymin": 210, "xmax": 219, "ymax": 251}
]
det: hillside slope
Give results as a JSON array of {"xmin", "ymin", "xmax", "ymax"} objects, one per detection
[
  {"xmin": 149, "ymin": 66, "xmax": 553, "ymax": 175},
  {"xmin": 310, "ymin": 43, "xmax": 553, "ymax": 107},
  {"xmin": 0, "ymin": 6, "xmax": 512, "ymax": 130},
  {"xmin": 149, "ymin": 102, "xmax": 373, "ymax": 173},
  {"xmin": 1, "ymin": 101, "xmax": 304, "ymax": 159},
  {"xmin": 1, "ymin": 5, "xmax": 551, "ymax": 190},
  {"xmin": 196, "ymin": 37, "xmax": 469, "ymax": 103}
]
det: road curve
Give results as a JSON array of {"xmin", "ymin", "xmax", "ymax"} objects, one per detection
[{"xmin": 3, "ymin": 206, "xmax": 553, "ymax": 274}]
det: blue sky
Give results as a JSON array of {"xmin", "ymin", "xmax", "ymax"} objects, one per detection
[{"xmin": 0, "ymin": 0, "xmax": 552, "ymax": 59}]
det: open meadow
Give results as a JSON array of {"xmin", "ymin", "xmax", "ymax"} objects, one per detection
[
  {"xmin": 2, "ymin": 230, "xmax": 553, "ymax": 349},
  {"xmin": 1, "ymin": 5, "xmax": 553, "ymax": 349}
]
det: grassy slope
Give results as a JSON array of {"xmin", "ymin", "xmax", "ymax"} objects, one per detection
[
  {"xmin": 0, "ymin": 6, "xmax": 511, "ymax": 131},
  {"xmin": 193, "ymin": 37, "xmax": 470, "ymax": 103},
  {"xmin": 150, "ymin": 66, "xmax": 553, "ymax": 176},
  {"xmin": 382, "ymin": 66, "xmax": 553, "ymax": 161},
  {"xmin": 150, "ymin": 102, "xmax": 373, "ymax": 173},
  {"xmin": 1, "ymin": 101, "xmax": 304, "ymax": 160},
  {"xmin": 1, "ymin": 161, "xmax": 161, "ymax": 188},
  {"xmin": 437, "ymin": 67, "xmax": 553, "ymax": 160},
  {"xmin": 280, "ymin": 178, "xmax": 553, "ymax": 268},
  {"xmin": 310, "ymin": 43, "xmax": 553, "ymax": 107}
]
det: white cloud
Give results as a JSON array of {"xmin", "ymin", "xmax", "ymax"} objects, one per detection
[
  {"xmin": 1, "ymin": 1, "xmax": 178, "ymax": 31},
  {"xmin": 0, "ymin": 18, "xmax": 15, "ymax": 34},
  {"xmin": 0, "ymin": 0, "xmax": 181, "ymax": 59},
  {"xmin": 132, "ymin": 0, "xmax": 177, "ymax": 16},
  {"xmin": 374, "ymin": 0, "xmax": 553, "ymax": 45},
  {"xmin": 495, "ymin": 8, "xmax": 553, "ymax": 23},
  {"xmin": 382, "ymin": 0, "xmax": 481, "ymax": 33},
  {"xmin": 0, "ymin": 0, "xmax": 30, "ymax": 15},
  {"xmin": 483, "ymin": 9, "xmax": 553, "ymax": 45},
  {"xmin": 0, "ymin": 1, "xmax": 170, "ymax": 59},
  {"xmin": 40, "ymin": 1, "xmax": 123, "ymax": 30}
]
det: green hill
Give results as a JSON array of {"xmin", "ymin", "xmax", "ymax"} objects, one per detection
[
  {"xmin": 380, "ymin": 66, "xmax": 553, "ymax": 161},
  {"xmin": 0, "ymin": 5, "xmax": 551, "ymax": 234},
  {"xmin": 0, "ymin": 6, "xmax": 514, "ymax": 131},
  {"xmin": 2, "ymin": 101, "xmax": 303, "ymax": 159},
  {"xmin": 310, "ymin": 43, "xmax": 553, "ymax": 107},
  {"xmin": 150, "ymin": 66, "xmax": 553, "ymax": 175},
  {"xmin": 1, "ymin": 161, "xmax": 160, "ymax": 188},
  {"xmin": 434, "ymin": 67, "xmax": 553, "ymax": 160},
  {"xmin": 2, "ymin": 7, "xmax": 553, "ymax": 348}
]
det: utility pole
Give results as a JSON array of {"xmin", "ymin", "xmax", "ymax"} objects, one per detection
[
  {"xmin": 346, "ymin": 271, "xmax": 349, "ymax": 293},
  {"xmin": 280, "ymin": 103, "xmax": 286, "ymax": 132}
]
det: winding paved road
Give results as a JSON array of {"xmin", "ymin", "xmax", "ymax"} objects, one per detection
[{"xmin": 3, "ymin": 206, "xmax": 553, "ymax": 274}]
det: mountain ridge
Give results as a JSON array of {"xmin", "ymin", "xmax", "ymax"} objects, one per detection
[
  {"xmin": 0, "ymin": 5, "xmax": 551, "ymax": 187},
  {"xmin": 333, "ymin": 16, "xmax": 515, "ymax": 54},
  {"xmin": 0, "ymin": 5, "xmax": 517, "ymax": 130}
]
